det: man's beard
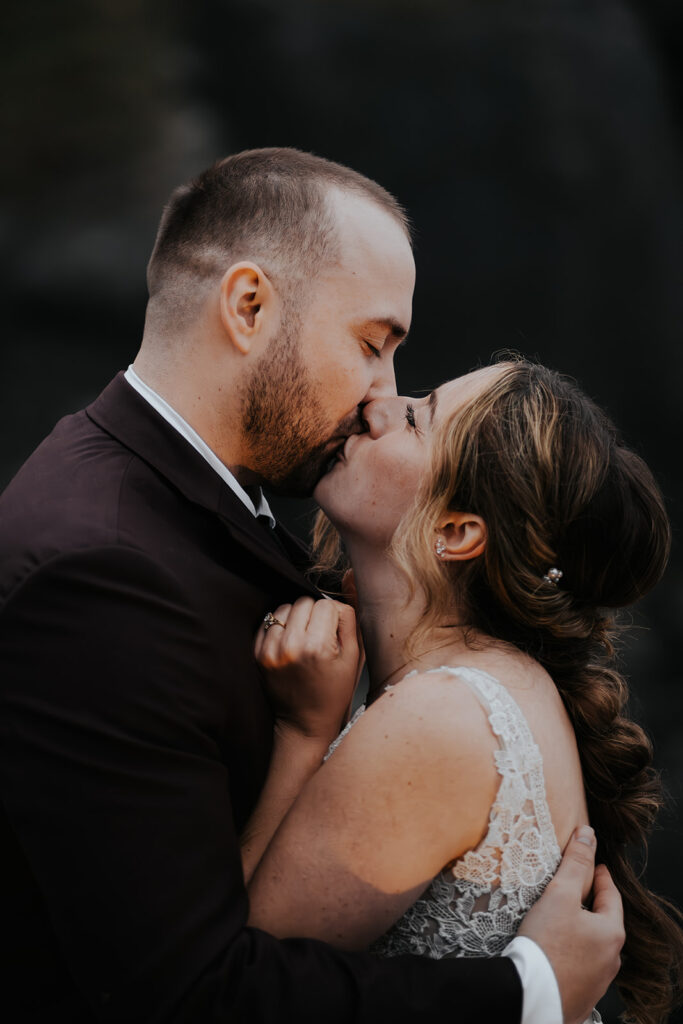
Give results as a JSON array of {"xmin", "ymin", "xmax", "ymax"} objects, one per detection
[{"xmin": 241, "ymin": 326, "xmax": 361, "ymax": 497}]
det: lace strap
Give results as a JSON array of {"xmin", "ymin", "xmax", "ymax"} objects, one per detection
[
  {"xmin": 324, "ymin": 703, "xmax": 366, "ymax": 761},
  {"xmin": 416, "ymin": 665, "xmax": 561, "ymax": 862}
]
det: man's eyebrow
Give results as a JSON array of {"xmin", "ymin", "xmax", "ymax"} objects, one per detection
[{"xmin": 363, "ymin": 317, "xmax": 410, "ymax": 343}]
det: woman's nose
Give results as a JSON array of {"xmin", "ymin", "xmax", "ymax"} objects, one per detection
[{"xmin": 361, "ymin": 397, "xmax": 408, "ymax": 438}]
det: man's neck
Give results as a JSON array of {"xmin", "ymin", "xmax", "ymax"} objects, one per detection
[
  {"xmin": 131, "ymin": 356, "xmax": 246, "ymax": 480},
  {"xmin": 125, "ymin": 364, "xmax": 276, "ymax": 526}
]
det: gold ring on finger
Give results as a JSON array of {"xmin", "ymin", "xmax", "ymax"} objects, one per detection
[{"xmin": 263, "ymin": 611, "xmax": 286, "ymax": 631}]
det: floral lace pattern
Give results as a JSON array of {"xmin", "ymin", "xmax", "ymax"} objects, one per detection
[
  {"xmin": 326, "ymin": 665, "xmax": 602, "ymax": 1022},
  {"xmin": 326, "ymin": 665, "xmax": 563, "ymax": 959},
  {"xmin": 367, "ymin": 665, "xmax": 563, "ymax": 960}
]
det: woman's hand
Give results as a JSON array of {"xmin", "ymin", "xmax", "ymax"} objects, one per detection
[
  {"xmin": 254, "ymin": 597, "xmax": 359, "ymax": 747},
  {"xmin": 243, "ymin": 597, "xmax": 360, "ymax": 882}
]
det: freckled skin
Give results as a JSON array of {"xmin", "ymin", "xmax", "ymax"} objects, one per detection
[{"xmin": 315, "ymin": 366, "xmax": 507, "ymax": 544}]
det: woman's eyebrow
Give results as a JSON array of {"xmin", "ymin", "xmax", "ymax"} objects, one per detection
[{"xmin": 428, "ymin": 389, "xmax": 438, "ymax": 424}]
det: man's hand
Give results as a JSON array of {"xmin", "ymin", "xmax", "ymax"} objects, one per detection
[{"xmin": 519, "ymin": 826, "xmax": 625, "ymax": 1024}]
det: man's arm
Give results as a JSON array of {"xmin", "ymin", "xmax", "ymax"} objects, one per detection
[
  {"xmin": 520, "ymin": 829, "xmax": 624, "ymax": 1024},
  {"xmin": 0, "ymin": 547, "xmax": 522, "ymax": 1023}
]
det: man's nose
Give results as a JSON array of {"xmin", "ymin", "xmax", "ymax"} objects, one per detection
[
  {"xmin": 365, "ymin": 354, "xmax": 397, "ymax": 402},
  {"xmin": 361, "ymin": 396, "xmax": 408, "ymax": 438}
]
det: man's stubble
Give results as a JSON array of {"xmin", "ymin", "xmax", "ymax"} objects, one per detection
[{"xmin": 241, "ymin": 316, "xmax": 360, "ymax": 497}]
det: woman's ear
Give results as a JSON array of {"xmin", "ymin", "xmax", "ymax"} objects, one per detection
[
  {"xmin": 218, "ymin": 261, "xmax": 275, "ymax": 355},
  {"xmin": 435, "ymin": 512, "xmax": 487, "ymax": 562}
]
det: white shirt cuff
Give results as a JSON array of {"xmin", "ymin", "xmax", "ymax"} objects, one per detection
[{"xmin": 503, "ymin": 935, "xmax": 563, "ymax": 1024}]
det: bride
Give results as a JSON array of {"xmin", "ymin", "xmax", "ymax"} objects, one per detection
[{"xmin": 242, "ymin": 358, "xmax": 683, "ymax": 1024}]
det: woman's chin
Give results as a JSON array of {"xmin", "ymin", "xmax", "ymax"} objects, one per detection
[
  {"xmin": 313, "ymin": 475, "xmax": 335, "ymax": 516},
  {"xmin": 313, "ymin": 466, "xmax": 336, "ymax": 505}
]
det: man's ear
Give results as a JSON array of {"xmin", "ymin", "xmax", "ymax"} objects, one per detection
[
  {"xmin": 219, "ymin": 261, "xmax": 276, "ymax": 355},
  {"xmin": 435, "ymin": 511, "xmax": 487, "ymax": 562}
]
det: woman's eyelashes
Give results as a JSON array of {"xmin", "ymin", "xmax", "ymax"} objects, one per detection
[
  {"xmin": 363, "ymin": 340, "xmax": 382, "ymax": 358},
  {"xmin": 405, "ymin": 403, "xmax": 419, "ymax": 431}
]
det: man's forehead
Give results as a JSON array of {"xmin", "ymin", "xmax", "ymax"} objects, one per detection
[
  {"xmin": 329, "ymin": 190, "xmax": 412, "ymax": 256},
  {"xmin": 318, "ymin": 190, "xmax": 415, "ymax": 326}
]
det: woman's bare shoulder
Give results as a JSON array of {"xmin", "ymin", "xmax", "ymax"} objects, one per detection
[
  {"xmin": 359, "ymin": 669, "xmax": 501, "ymax": 806},
  {"xmin": 365, "ymin": 664, "xmax": 502, "ymax": 756},
  {"xmin": 407, "ymin": 647, "xmax": 590, "ymax": 848}
]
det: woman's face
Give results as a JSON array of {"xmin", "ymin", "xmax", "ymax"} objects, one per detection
[{"xmin": 314, "ymin": 364, "xmax": 504, "ymax": 545}]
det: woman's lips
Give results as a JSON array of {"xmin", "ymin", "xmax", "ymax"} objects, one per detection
[
  {"xmin": 342, "ymin": 433, "xmax": 362, "ymax": 461},
  {"xmin": 321, "ymin": 432, "xmax": 365, "ymax": 477}
]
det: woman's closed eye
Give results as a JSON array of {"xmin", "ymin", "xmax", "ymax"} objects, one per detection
[{"xmin": 405, "ymin": 404, "xmax": 420, "ymax": 432}]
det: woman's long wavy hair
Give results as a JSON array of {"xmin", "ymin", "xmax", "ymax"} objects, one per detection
[{"xmin": 312, "ymin": 358, "xmax": 682, "ymax": 1024}]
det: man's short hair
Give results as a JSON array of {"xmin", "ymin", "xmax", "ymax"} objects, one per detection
[{"xmin": 146, "ymin": 147, "xmax": 410, "ymax": 328}]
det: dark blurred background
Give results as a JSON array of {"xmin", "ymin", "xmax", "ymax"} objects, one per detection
[{"xmin": 2, "ymin": 0, "xmax": 682, "ymax": 1018}]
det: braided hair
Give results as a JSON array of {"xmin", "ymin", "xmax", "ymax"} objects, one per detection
[{"xmin": 389, "ymin": 358, "xmax": 682, "ymax": 1023}]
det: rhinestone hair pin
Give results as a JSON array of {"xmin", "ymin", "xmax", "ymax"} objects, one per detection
[{"xmin": 543, "ymin": 567, "xmax": 563, "ymax": 586}]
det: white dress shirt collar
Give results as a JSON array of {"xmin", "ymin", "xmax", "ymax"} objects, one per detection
[{"xmin": 124, "ymin": 366, "xmax": 276, "ymax": 528}]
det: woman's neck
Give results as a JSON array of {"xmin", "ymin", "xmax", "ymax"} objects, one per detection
[{"xmin": 345, "ymin": 537, "xmax": 469, "ymax": 704}]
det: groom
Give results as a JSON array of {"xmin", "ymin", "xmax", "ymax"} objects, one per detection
[{"xmin": 0, "ymin": 149, "xmax": 622, "ymax": 1024}]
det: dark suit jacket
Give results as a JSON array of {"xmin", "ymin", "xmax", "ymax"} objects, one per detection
[{"xmin": 0, "ymin": 374, "xmax": 522, "ymax": 1023}]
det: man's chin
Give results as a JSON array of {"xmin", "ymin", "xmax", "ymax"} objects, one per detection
[
  {"xmin": 264, "ymin": 456, "xmax": 331, "ymax": 499},
  {"xmin": 259, "ymin": 426, "xmax": 354, "ymax": 498}
]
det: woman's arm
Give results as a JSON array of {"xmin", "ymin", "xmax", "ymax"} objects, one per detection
[
  {"xmin": 241, "ymin": 597, "xmax": 360, "ymax": 883},
  {"xmin": 243, "ymin": 597, "xmax": 626, "ymax": 1018},
  {"xmin": 247, "ymin": 666, "xmax": 500, "ymax": 949},
  {"xmin": 240, "ymin": 726, "xmax": 331, "ymax": 884}
]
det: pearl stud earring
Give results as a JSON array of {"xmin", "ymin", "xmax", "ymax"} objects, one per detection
[{"xmin": 543, "ymin": 567, "xmax": 563, "ymax": 585}]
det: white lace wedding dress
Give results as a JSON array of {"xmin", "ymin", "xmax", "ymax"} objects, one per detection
[{"xmin": 326, "ymin": 664, "xmax": 602, "ymax": 1023}]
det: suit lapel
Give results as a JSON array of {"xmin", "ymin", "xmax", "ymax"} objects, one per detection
[
  {"xmin": 215, "ymin": 487, "xmax": 320, "ymax": 596},
  {"xmin": 87, "ymin": 373, "xmax": 320, "ymax": 598}
]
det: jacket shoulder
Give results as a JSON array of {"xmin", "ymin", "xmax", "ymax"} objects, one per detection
[{"xmin": 0, "ymin": 409, "xmax": 153, "ymax": 603}]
